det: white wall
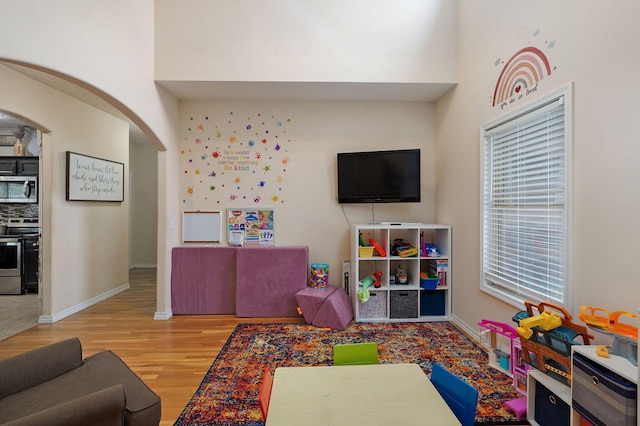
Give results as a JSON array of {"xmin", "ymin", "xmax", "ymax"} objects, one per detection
[
  {"xmin": 0, "ymin": 64, "xmax": 130, "ymax": 319},
  {"xmin": 180, "ymin": 100, "xmax": 436, "ymax": 277},
  {"xmin": 155, "ymin": 0, "xmax": 457, "ymax": 84},
  {"xmin": 437, "ymin": 0, "xmax": 640, "ymax": 341},
  {"xmin": 0, "ymin": 0, "xmax": 181, "ymax": 318},
  {"xmin": 130, "ymin": 143, "xmax": 158, "ymax": 268}
]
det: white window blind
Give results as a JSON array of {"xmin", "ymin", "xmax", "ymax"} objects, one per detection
[{"xmin": 482, "ymin": 93, "xmax": 569, "ymax": 305}]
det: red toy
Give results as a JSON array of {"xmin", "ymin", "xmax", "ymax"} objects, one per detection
[
  {"xmin": 373, "ymin": 270, "xmax": 382, "ymax": 288},
  {"xmin": 368, "ymin": 238, "xmax": 386, "ymax": 257}
]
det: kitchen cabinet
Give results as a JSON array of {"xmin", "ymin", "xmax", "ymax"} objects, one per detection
[{"xmin": 0, "ymin": 157, "xmax": 39, "ymax": 176}]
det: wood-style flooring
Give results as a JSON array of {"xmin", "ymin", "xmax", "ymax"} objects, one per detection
[{"xmin": 0, "ymin": 268, "xmax": 304, "ymax": 425}]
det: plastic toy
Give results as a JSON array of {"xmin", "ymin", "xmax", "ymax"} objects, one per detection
[
  {"xmin": 478, "ymin": 319, "xmax": 519, "ymax": 339},
  {"xmin": 479, "ymin": 319, "xmax": 528, "ymax": 419},
  {"xmin": 391, "ymin": 238, "xmax": 418, "ymax": 257},
  {"xmin": 420, "ymin": 271, "xmax": 439, "ymax": 289},
  {"xmin": 395, "ymin": 267, "xmax": 408, "ymax": 284},
  {"xmin": 512, "ymin": 301, "xmax": 594, "ymax": 383},
  {"xmin": 579, "ymin": 305, "xmax": 638, "ymax": 365},
  {"xmin": 579, "ymin": 306, "xmax": 638, "ymax": 341},
  {"xmin": 373, "ymin": 270, "xmax": 382, "ymax": 288},
  {"xmin": 357, "ymin": 275, "xmax": 375, "ymax": 303},
  {"xmin": 368, "ymin": 238, "xmax": 386, "ymax": 257},
  {"xmin": 397, "ymin": 246, "xmax": 418, "ymax": 257},
  {"xmin": 516, "ymin": 311, "xmax": 562, "ymax": 339}
]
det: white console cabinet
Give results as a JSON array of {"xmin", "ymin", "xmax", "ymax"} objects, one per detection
[
  {"xmin": 526, "ymin": 345, "xmax": 638, "ymax": 426},
  {"xmin": 350, "ymin": 223, "xmax": 451, "ymax": 323}
]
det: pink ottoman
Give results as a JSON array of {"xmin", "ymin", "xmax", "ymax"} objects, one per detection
[{"xmin": 295, "ymin": 286, "xmax": 353, "ymax": 330}]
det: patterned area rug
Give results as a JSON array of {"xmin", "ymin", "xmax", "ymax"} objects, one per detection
[{"xmin": 174, "ymin": 322, "xmax": 525, "ymax": 425}]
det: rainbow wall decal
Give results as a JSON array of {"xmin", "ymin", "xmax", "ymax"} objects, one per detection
[{"xmin": 492, "ymin": 46, "xmax": 552, "ymax": 106}]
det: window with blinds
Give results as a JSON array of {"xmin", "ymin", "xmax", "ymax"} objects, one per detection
[{"xmin": 481, "ymin": 85, "xmax": 571, "ymax": 306}]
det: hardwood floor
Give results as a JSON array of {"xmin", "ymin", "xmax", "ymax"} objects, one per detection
[{"xmin": 0, "ymin": 268, "xmax": 304, "ymax": 426}]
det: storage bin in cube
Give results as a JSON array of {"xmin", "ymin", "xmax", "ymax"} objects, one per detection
[
  {"xmin": 420, "ymin": 290, "xmax": 445, "ymax": 316},
  {"xmin": 358, "ymin": 291, "xmax": 387, "ymax": 319},
  {"xmin": 572, "ymin": 352, "xmax": 637, "ymax": 426},
  {"xmin": 389, "ymin": 290, "xmax": 418, "ymax": 318},
  {"xmin": 534, "ymin": 381, "xmax": 570, "ymax": 426}
]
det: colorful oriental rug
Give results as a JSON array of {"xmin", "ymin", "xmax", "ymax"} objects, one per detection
[{"xmin": 174, "ymin": 322, "xmax": 525, "ymax": 425}]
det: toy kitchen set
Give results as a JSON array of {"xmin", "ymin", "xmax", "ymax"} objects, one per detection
[{"xmin": 0, "ymin": 155, "xmax": 40, "ymax": 295}]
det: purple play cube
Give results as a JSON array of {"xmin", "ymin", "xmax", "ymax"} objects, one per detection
[{"xmin": 295, "ymin": 286, "xmax": 353, "ymax": 330}]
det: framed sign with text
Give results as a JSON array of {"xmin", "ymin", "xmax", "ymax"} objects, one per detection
[{"xmin": 66, "ymin": 151, "xmax": 125, "ymax": 202}]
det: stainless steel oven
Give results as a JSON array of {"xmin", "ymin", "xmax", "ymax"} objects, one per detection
[
  {"xmin": 0, "ymin": 237, "xmax": 22, "ymax": 294},
  {"xmin": 5, "ymin": 218, "xmax": 40, "ymax": 294},
  {"xmin": 0, "ymin": 176, "xmax": 38, "ymax": 203}
]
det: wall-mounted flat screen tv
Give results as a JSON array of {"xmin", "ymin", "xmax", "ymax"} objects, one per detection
[{"xmin": 337, "ymin": 149, "xmax": 421, "ymax": 203}]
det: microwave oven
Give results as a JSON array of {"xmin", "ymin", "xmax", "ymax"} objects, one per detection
[{"xmin": 0, "ymin": 176, "xmax": 38, "ymax": 203}]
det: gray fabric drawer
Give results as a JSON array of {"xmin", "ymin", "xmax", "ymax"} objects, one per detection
[{"xmin": 572, "ymin": 352, "xmax": 637, "ymax": 426}]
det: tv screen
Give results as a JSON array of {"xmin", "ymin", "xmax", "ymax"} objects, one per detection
[{"xmin": 337, "ymin": 149, "xmax": 421, "ymax": 203}]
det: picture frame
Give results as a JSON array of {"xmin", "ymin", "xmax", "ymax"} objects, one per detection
[{"xmin": 65, "ymin": 151, "xmax": 125, "ymax": 202}]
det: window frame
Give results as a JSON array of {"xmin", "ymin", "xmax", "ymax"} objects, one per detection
[{"xmin": 480, "ymin": 83, "xmax": 573, "ymax": 309}]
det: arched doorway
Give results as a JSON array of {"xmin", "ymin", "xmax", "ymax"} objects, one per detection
[{"xmin": 0, "ymin": 63, "xmax": 159, "ymax": 336}]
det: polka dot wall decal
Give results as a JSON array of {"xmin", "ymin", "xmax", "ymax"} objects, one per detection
[{"xmin": 181, "ymin": 111, "xmax": 294, "ymax": 205}]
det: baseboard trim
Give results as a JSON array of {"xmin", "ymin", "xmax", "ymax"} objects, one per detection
[
  {"xmin": 38, "ymin": 283, "xmax": 131, "ymax": 324},
  {"xmin": 451, "ymin": 313, "xmax": 490, "ymax": 352},
  {"xmin": 130, "ymin": 263, "xmax": 157, "ymax": 269},
  {"xmin": 154, "ymin": 310, "xmax": 173, "ymax": 320}
]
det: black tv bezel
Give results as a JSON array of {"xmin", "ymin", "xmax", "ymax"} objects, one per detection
[{"xmin": 336, "ymin": 148, "xmax": 421, "ymax": 204}]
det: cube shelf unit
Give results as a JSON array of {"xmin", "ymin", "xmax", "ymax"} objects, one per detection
[{"xmin": 350, "ymin": 223, "xmax": 451, "ymax": 322}]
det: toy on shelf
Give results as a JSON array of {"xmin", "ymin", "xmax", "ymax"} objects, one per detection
[
  {"xmin": 356, "ymin": 271, "xmax": 382, "ymax": 303},
  {"xmin": 391, "ymin": 238, "xmax": 418, "ymax": 257},
  {"xmin": 578, "ymin": 306, "xmax": 638, "ymax": 366},
  {"xmin": 395, "ymin": 267, "xmax": 408, "ymax": 284},
  {"xmin": 419, "ymin": 232, "xmax": 441, "ymax": 257},
  {"xmin": 420, "ymin": 271, "xmax": 439, "ymax": 289},
  {"xmin": 368, "ymin": 238, "xmax": 386, "ymax": 257},
  {"xmin": 373, "ymin": 271, "xmax": 382, "ymax": 288},
  {"xmin": 512, "ymin": 301, "xmax": 594, "ymax": 384}
]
